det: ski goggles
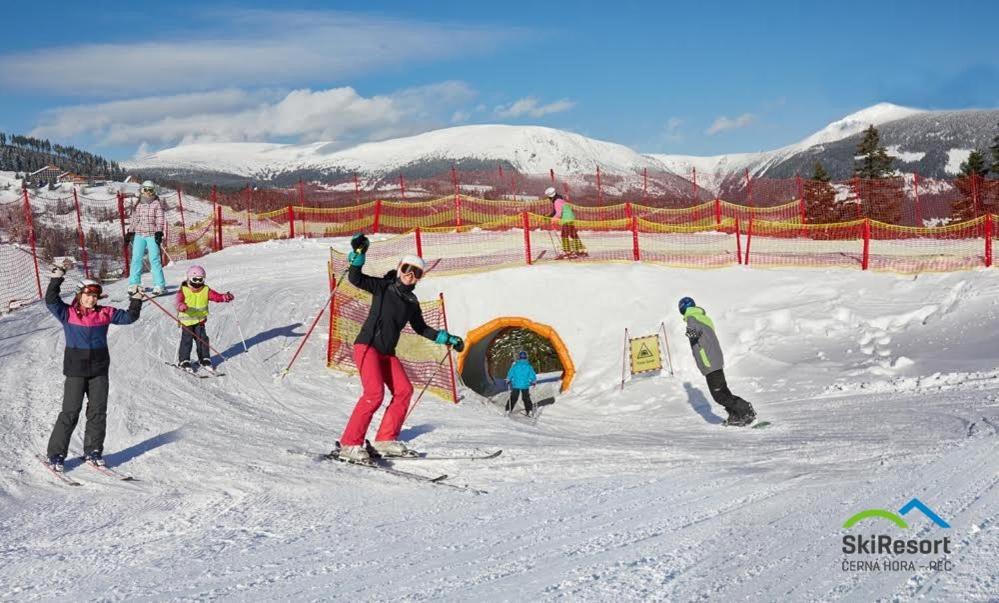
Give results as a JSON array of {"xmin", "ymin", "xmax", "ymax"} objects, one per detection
[
  {"xmin": 80, "ymin": 283, "xmax": 103, "ymax": 296},
  {"xmin": 190, "ymin": 277, "xmax": 205, "ymax": 286},
  {"xmin": 399, "ymin": 263, "xmax": 424, "ymax": 279},
  {"xmin": 141, "ymin": 186, "xmax": 155, "ymax": 193}
]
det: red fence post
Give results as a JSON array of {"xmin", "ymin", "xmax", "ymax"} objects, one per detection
[
  {"xmin": 797, "ymin": 175, "xmax": 806, "ymax": 225},
  {"xmin": 914, "ymin": 174, "xmax": 923, "ymax": 226},
  {"xmin": 452, "ymin": 165, "xmax": 462, "ymax": 228},
  {"xmin": 297, "ymin": 179, "xmax": 305, "ymax": 206},
  {"xmin": 985, "ymin": 214, "xmax": 993, "ymax": 268},
  {"xmin": 415, "ymin": 227, "xmax": 423, "ymax": 258},
  {"xmin": 692, "ymin": 167, "xmax": 697, "ymax": 203},
  {"xmin": 522, "ymin": 211, "xmax": 532, "ymax": 265},
  {"xmin": 714, "ymin": 198, "xmax": 721, "ymax": 227},
  {"xmin": 22, "ymin": 188, "xmax": 42, "ymax": 298},
  {"xmin": 625, "ymin": 201, "xmax": 633, "ymax": 220},
  {"xmin": 642, "ymin": 168, "xmax": 649, "ymax": 205},
  {"xmin": 216, "ymin": 204, "xmax": 224, "ymax": 251},
  {"xmin": 373, "ymin": 199, "xmax": 382, "ymax": 234},
  {"xmin": 735, "ymin": 217, "xmax": 743, "ymax": 264},
  {"xmin": 745, "ymin": 217, "xmax": 753, "ymax": 266},
  {"xmin": 116, "ymin": 191, "xmax": 130, "ymax": 274},
  {"xmin": 862, "ymin": 218, "xmax": 870, "ymax": 270},
  {"xmin": 399, "ymin": 174, "xmax": 406, "ymax": 199},
  {"xmin": 71, "ymin": 188, "xmax": 89, "ymax": 277},
  {"xmin": 288, "ymin": 206, "xmax": 295, "ymax": 238},
  {"xmin": 631, "ymin": 216, "xmax": 640, "ymax": 261},
  {"xmin": 596, "ymin": 165, "xmax": 603, "ymax": 204},
  {"xmin": 439, "ymin": 292, "xmax": 459, "ymax": 405},
  {"xmin": 176, "ymin": 188, "xmax": 189, "ymax": 259},
  {"xmin": 745, "ymin": 169, "xmax": 753, "ymax": 207}
]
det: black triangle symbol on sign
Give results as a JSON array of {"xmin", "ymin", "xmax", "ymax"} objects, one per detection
[{"xmin": 638, "ymin": 343, "xmax": 654, "ymax": 359}]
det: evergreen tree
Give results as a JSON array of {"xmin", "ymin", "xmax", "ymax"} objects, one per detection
[
  {"xmin": 802, "ymin": 162, "xmax": 848, "ymax": 224},
  {"xmin": 852, "ymin": 126, "xmax": 902, "ymax": 223},
  {"xmin": 853, "ymin": 125, "xmax": 895, "ymax": 178},
  {"xmin": 953, "ymin": 150, "xmax": 990, "ymax": 222},
  {"xmin": 959, "ymin": 150, "xmax": 989, "ymax": 177}
]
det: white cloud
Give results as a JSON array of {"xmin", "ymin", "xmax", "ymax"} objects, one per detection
[
  {"xmin": 451, "ymin": 110, "xmax": 471, "ymax": 123},
  {"xmin": 664, "ymin": 117, "xmax": 684, "ymax": 142},
  {"xmin": 31, "ymin": 82, "xmax": 478, "ymax": 149},
  {"xmin": 705, "ymin": 113, "xmax": 757, "ymax": 136},
  {"xmin": 495, "ymin": 97, "xmax": 575, "ymax": 118},
  {"xmin": 0, "ymin": 10, "xmax": 517, "ymax": 96}
]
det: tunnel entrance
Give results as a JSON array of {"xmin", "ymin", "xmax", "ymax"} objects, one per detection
[{"xmin": 457, "ymin": 317, "xmax": 575, "ymax": 398}]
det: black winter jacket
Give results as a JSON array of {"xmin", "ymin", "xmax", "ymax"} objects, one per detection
[{"xmin": 348, "ymin": 265, "xmax": 438, "ymax": 355}]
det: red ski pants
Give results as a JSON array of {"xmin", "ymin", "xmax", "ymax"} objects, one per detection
[{"xmin": 340, "ymin": 344, "xmax": 414, "ymax": 446}]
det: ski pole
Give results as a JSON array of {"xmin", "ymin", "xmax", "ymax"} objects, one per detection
[
  {"xmin": 140, "ymin": 291, "xmax": 227, "ymax": 360},
  {"xmin": 279, "ymin": 268, "xmax": 348, "ymax": 379},
  {"xmin": 231, "ymin": 298, "xmax": 249, "ymax": 353},
  {"xmin": 403, "ymin": 348, "xmax": 452, "ymax": 423}
]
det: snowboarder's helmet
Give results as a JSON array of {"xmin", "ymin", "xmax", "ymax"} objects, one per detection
[
  {"xmin": 544, "ymin": 186, "xmax": 557, "ymax": 199},
  {"xmin": 141, "ymin": 180, "xmax": 155, "ymax": 192},
  {"xmin": 518, "ymin": 351, "xmax": 528, "ymax": 360},
  {"xmin": 678, "ymin": 296, "xmax": 696, "ymax": 316},
  {"xmin": 187, "ymin": 265, "xmax": 206, "ymax": 283}
]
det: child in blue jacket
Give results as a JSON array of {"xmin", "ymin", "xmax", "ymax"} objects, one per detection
[{"xmin": 506, "ymin": 351, "xmax": 538, "ymax": 415}]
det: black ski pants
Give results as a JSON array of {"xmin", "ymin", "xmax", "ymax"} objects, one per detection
[
  {"xmin": 705, "ymin": 369, "xmax": 752, "ymax": 416},
  {"xmin": 179, "ymin": 322, "xmax": 210, "ymax": 363},
  {"xmin": 47, "ymin": 375, "xmax": 109, "ymax": 458},
  {"xmin": 507, "ymin": 388, "xmax": 533, "ymax": 413}
]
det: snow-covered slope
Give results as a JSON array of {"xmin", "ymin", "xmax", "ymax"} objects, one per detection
[{"xmin": 0, "ymin": 238, "xmax": 996, "ymax": 599}]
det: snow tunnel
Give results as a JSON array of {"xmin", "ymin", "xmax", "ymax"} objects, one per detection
[{"xmin": 456, "ymin": 317, "xmax": 575, "ymax": 397}]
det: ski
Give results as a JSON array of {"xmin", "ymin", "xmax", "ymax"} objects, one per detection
[
  {"xmin": 165, "ymin": 362, "xmax": 226, "ymax": 378},
  {"xmin": 35, "ymin": 454, "xmax": 82, "ymax": 487},
  {"xmin": 381, "ymin": 449, "xmax": 502, "ymax": 462},
  {"xmin": 76, "ymin": 458, "xmax": 136, "ymax": 481},
  {"xmin": 751, "ymin": 421, "xmax": 773, "ymax": 429}
]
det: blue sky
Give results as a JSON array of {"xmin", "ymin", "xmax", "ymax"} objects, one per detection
[{"xmin": 1, "ymin": 0, "xmax": 997, "ymax": 161}]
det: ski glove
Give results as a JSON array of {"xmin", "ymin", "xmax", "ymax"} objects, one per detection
[
  {"xmin": 124, "ymin": 232, "xmax": 134, "ymax": 247},
  {"xmin": 154, "ymin": 231, "xmax": 164, "ymax": 245},
  {"xmin": 223, "ymin": 292, "xmax": 234, "ymax": 302},
  {"xmin": 435, "ymin": 330, "xmax": 464, "ymax": 352},
  {"xmin": 347, "ymin": 251, "xmax": 365, "ymax": 267},
  {"xmin": 48, "ymin": 259, "xmax": 72, "ymax": 278},
  {"xmin": 685, "ymin": 327, "xmax": 700, "ymax": 344},
  {"xmin": 177, "ymin": 302, "xmax": 188, "ymax": 313},
  {"xmin": 350, "ymin": 233, "xmax": 370, "ymax": 255}
]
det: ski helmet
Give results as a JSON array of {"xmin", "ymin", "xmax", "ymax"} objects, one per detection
[
  {"xmin": 678, "ymin": 296, "xmax": 696, "ymax": 316},
  {"xmin": 141, "ymin": 180, "xmax": 155, "ymax": 189},
  {"xmin": 187, "ymin": 265, "xmax": 206, "ymax": 282},
  {"xmin": 518, "ymin": 351, "xmax": 528, "ymax": 360},
  {"xmin": 76, "ymin": 278, "xmax": 106, "ymax": 300},
  {"xmin": 544, "ymin": 186, "xmax": 557, "ymax": 199},
  {"xmin": 398, "ymin": 254, "xmax": 426, "ymax": 279}
]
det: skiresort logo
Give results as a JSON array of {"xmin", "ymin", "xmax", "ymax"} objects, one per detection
[{"xmin": 840, "ymin": 498, "xmax": 953, "ymax": 573}]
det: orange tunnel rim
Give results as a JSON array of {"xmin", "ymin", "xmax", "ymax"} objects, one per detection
[{"xmin": 457, "ymin": 316, "xmax": 575, "ymax": 392}]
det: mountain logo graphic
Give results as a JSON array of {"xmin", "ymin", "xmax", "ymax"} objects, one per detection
[
  {"xmin": 843, "ymin": 498, "xmax": 950, "ymax": 529},
  {"xmin": 637, "ymin": 344, "xmax": 654, "ymax": 359}
]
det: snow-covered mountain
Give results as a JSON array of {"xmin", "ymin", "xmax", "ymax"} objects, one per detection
[{"xmin": 128, "ymin": 104, "xmax": 999, "ymax": 196}]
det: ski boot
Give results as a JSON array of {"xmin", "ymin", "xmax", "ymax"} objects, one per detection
[
  {"xmin": 127, "ymin": 284, "xmax": 140, "ymax": 295},
  {"xmin": 179, "ymin": 360, "xmax": 195, "ymax": 373},
  {"xmin": 84, "ymin": 450, "xmax": 106, "ymax": 467},
  {"xmin": 47, "ymin": 454, "xmax": 65, "ymax": 472},
  {"xmin": 151, "ymin": 287, "xmax": 164, "ymax": 296},
  {"xmin": 199, "ymin": 358, "xmax": 215, "ymax": 373},
  {"xmin": 334, "ymin": 442, "xmax": 372, "ymax": 465},
  {"xmin": 369, "ymin": 440, "xmax": 418, "ymax": 458}
]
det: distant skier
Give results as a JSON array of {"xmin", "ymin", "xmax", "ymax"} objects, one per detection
[
  {"xmin": 174, "ymin": 265, "xmax": 234, "ymax": 373},
  {"xmin": 44, "ymin": 260, "xmax": 143, "ymax": 471},
  {"xmin": 337, "ymin": 233, "xmax": 465, "ymax": 463},
  {"xmin": 546, "ymin": 186, "xmax": 587, "ymax": 259},
  {"xmin": 679, "ymin": 296, "xmax": 756, "ymax": 426},
  {"xmin": 125, "ymin": 180, "xmax": 167, "ymax": 295},
  {"xmin": 506, "ymin": 351, "xmax": 538, "ymax": 416}
]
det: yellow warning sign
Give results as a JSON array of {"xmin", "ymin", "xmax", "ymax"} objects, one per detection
[{"xmin": 629, "ymin": 335, "xmax": 662, "ymax": 374}]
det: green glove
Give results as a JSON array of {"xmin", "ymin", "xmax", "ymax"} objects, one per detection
[{"xmin": 347, "ymin": 251, "xmax": 365, "ymax": 267}]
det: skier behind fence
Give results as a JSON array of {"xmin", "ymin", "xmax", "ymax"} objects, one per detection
[
  {"xmin": 174, "ymin": 265, "xmax": 234, "ymax": 374},
  {"xmin": 546, "ymin": 186, "xmax": 587, "ymax": 259},
  {"xmin": 506, "ymin": 350, "xmax": 538, "ymax": 416},
  {"xmin": 125, "ymin": 180, "xmax": 167, "ymax": 296},
  {"xmin": 679, "ymin": 296, "xmax": 757, "ymax": 426},
  {"xmin": 43, "ymin": 260, "xmax": 144, "ymax": 472},
  {"xmin": 337, "ymin": 233, "xmax": 465, "ymax": 464}
]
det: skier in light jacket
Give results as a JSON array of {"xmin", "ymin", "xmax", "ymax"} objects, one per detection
[{"xmin": 506, "ymin": 351, "xmax": 538, "ymax": 415}]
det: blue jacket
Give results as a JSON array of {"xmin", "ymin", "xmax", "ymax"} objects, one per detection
[{"xmin": 506, "ymin": 359, "xmax": 537, "ymax": 390}]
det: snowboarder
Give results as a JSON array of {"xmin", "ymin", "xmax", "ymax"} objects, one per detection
[
  {"xmin": 679, "ymin": 296, "xmax": 756, "ymax": 426},
  {"xmin": 175, "ymin": 265, "xmax": 234, "ymax": 373},
  {"xmin": 338, "ymin": 233, "xmax": 464, "ymax": 463},
  {"xmin": 125, "ymin": 180, "xmax": 167, "ymax": 296},
  {"xmin": 506, "ymin": 351, "xmax": 538, "ymax": 416},
  {"xmin": 44, "ymin": 260, "xmax": 143, "ymax": 471},
  {"xmin": 546, "ymin": 186, "xmax": 587, "ymax": 259}
]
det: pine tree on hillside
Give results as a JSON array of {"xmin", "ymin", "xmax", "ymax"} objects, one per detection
[
  {"xmin": 953, "ymin": 150, "xmax": 991, "ymax": 221},
  {"xmin": 854, "ymin": 125, "xmax": 895, "ymax": 179},
  {"xmin": 852, "ymin": 125, "xmax": 902, "ymax": 223}
]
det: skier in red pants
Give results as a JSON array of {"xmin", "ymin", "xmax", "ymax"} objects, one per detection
[{"xmin": 338, "ymin": 233, "xmax": 464, "ymax": 463}]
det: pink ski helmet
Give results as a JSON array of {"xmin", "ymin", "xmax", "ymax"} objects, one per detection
[{"xmin": 186, "ymin": 265, "xmax": 206, "ymax": 282}]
